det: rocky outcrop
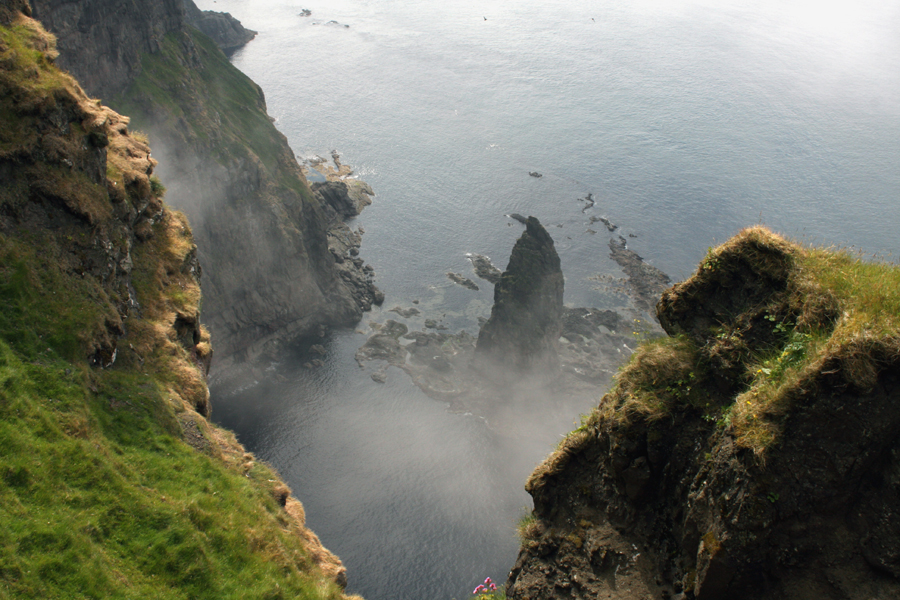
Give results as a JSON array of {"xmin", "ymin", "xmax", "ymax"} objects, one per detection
[
  {"xmin": 312, "ymin": 179, "xmax": 373, "ymax": 219},
  {"xmin": 467, "ymin": 253, "xmax": 503, "ymax": 284},
  {"xmin": 475, "ymin": 216, "xmax": 564, "ymax": 373},
  {"xmin": 506, "ymin": 228, "xmax": 900, "ymax": 600},
  {"xmin": 608, "ymin": 235, "xmax": 671, "ymax": 314},
  {"xmin": 32, "ymin": 0, "xmax": 379, "ymax": 364},
  {"xmin": 0, "ymin": 3, "xmax": 202, "ymax": 379},
  {"xmin": 182, "ymin": 0, "xmax": 256, "ymax": 55}
]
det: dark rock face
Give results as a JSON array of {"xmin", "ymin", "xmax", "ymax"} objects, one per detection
[
  {"xmin": 312, "ymin": 179, "xmax": 373, "ymax": 219},
  {"xmin": 30, "ymin": 0, "xmax": 185, "ymax": 100},
  {"xmin": 182, "ymin": 0, "xmax": 256, "ymax": 54},
  {"xmin": 506, "ymin": 230, "xmax": 900, "ymax": 600},
  {"xmin": 475, "ymin": 216, "xmax": 564, "ymax": 372}
]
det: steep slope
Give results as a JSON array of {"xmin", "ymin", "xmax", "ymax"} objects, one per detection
[
  {"xmin": 31, "ymin": 0, "xmax": 379, "ymax": 364},
  {"xmin": 508, "ymin": 227, "xmax": 900, "ymax": 600},
  {"xmin": 0, "ymin": 4, "xmax": 357, "ymax": 597}
]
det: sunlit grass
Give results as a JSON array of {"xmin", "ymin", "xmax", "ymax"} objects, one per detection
[{"xmin": 587, "ymin": 227, "xmax": 900, "ymax": 456}]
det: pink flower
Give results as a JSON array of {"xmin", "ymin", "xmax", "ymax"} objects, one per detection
[
  {"xmin": 490, "ymin": 583, "xmax": 497, "ymax": 591},
  {"xmin": 473, "ymin": 585, "xmax": 485, "ymax": 594},
  {"xmin": 484, "ymin": 577, "xmax": 492, "ymax": 585}
]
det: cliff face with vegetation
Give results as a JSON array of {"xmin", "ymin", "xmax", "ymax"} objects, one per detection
[
  {"xmin": 508, "ymin": 227, "xmax": 900, "ymax": 600},
  {"xmin": 0, "ymin": 3, "xmax": 357, "ymax": 596},
  {"xmin": 31, "ymin": 0, "xmax": 379, "ymax": 364}
]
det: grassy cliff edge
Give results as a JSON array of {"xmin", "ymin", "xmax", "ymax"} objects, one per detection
[{"xmin": 0, "ymin": 4, "xmax": 358, "ymax": 598}]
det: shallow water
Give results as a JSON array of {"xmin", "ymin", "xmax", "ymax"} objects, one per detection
[{"xmin": 197, "ymin": 1, "xmax": 900, "ymax": 598}]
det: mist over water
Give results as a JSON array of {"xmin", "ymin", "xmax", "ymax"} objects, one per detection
[{"xmin": 195, "ymin": 1, "xmax": 900, "ymax": 598}]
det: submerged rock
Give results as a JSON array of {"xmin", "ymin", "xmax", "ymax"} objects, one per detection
[{"xmin": 389, "ymin": 306, "xmax": 421, "ymax": 318}]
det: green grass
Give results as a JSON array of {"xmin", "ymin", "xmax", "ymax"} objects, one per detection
[
  {"xmin": 0, "ymin": 341, "xmax": 344, "ymax": 599},
  {"xmin": 0, "ymin": 226, "xmax": 341, "ymax": 599},
  {"xmin": 0, "ymin": 12, "xmax": 350, "ymax": 598},
  {"xmin": 0, "ymin": 235, "xmax": 118, "ymax": 363},
  {"xmin": 592, "ymin": 227, "xmax": 900, "ymax": 455}
]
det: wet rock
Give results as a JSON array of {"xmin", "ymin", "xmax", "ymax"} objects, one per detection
[
  {"xmin": 589, "ymin": 215, "xmax": 618, "ymax": 232},
  {"xmin": 609, "ymin": 236, "xmax": 671, "ymax": 314},
  {"xmin": 467, "ymin": 253, "xmax": 502, "ymax": 285},
  {"xmin": 529, "ymin": 171, "xmax": 543, "ymax": 178},
  {"xmin": 447, "ymin": 272, "xmax": 479, "ymax": 291},
  {"xmin": 580, "ymin": 192, "xmax": 595, "ymax": 212}
]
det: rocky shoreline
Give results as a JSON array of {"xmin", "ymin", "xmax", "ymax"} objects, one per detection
[
  {"xmin": 354, "ymin": 217, "xmax": 664, "ymax": 435},
  {"xmin": 310, "ymin": 154, "xmax": 384, "ymax": 314}
]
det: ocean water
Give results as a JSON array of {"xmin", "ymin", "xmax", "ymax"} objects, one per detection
[{"xmin": 195, "ymin": 1, "xmax": 900, "ymax": 598}]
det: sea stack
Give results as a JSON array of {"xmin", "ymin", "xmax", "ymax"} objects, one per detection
[{"xmin": 475, "ymin": 216, "xmax": 564, "ymax": 374}]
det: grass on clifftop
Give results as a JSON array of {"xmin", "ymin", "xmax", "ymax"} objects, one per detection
[
  {"xmin": 565, "ymin": 227, "xmax": 900, "ymax": 456},
  {"xmin": 1, "ymin": 9, "xmax": 352, "ymax": 599}
]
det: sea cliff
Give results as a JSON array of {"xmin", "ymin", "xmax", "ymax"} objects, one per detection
[
  {"xmin": 31, "ymin": 0, "xmax": 380, "ymax": 365},
  {"xmin": 0, "ymin": 3, "xmax": 358, "ymax": 596},
  {"xmin": 507, "ymin": 227, "xmax": 900, "ymax": 600}
]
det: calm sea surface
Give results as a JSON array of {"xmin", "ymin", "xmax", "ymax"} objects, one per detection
[{"xmin": 194, "ymin": 1, "xmax": 900, "ymax": 598}]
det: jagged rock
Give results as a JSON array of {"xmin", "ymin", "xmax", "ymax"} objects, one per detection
[
  {"xmin": 589, "ymin": 215, "xmax": 618, "ymax": 231},
  {"xmin": 467, "ymin": 253, "xmax": 502, "ymax": 284},
  {"xmin": 312, "ymin": 179, "xmax": 373, "ymax": 219},
  {"xmin": 475, "ymin": 216, "xmax": 563, "ymax": 372},
  {"xmin": 580, "ymin": 192, "xmax": 595, "ymax": 212}
]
